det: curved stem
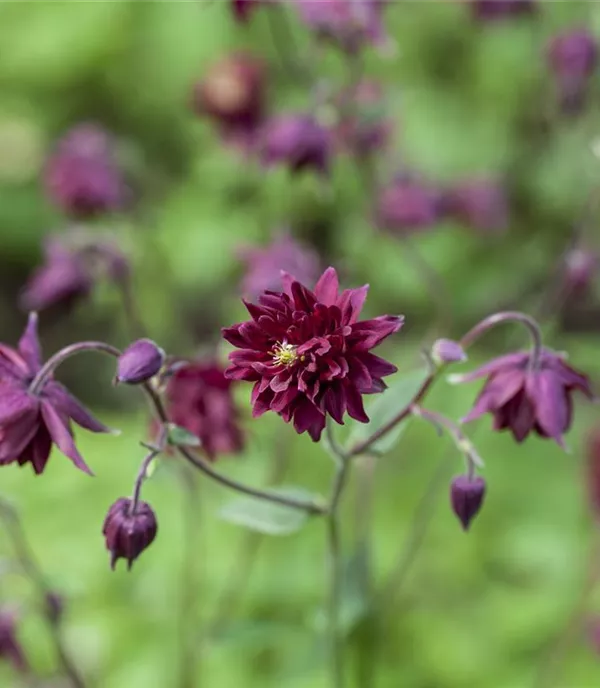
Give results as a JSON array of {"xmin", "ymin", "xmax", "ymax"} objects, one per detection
[{"xmin": 0, "ymin": 499, "xmax": 87, "ymax": 688}]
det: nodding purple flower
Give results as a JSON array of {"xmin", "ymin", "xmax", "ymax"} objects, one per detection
[
  {"xmin": 450, "ymin": 475, "xmax": 486, "ymax": 531},
  {"xmin": 547, "ymin": 30, "xmax": 598, "ymax": 114},
  {"xmin": 469, "ymin": 0, "xmax": 537, "ymax": 22},
  {"xmin": 19, "ymin": 236, "xmax": 93, "ymax": 313},
  {"xmin": 376, "ymin": 175, "xmax": 443, "ymax": 235},
  {"xmin": 116, "ymin": 339, "xmax": 165, "ymax": 385},
  {"xmin": 102, "ymin": 497, "xmax": 157, "ymax": 571},
  {"xmin": 164, "ymin": 360, "xmax": 244, "ymax": 460},
  {"xmin": 238, "ymin": 234, "xmax": 320, "ymax": 300},
  {"xmin": 223, "ymin": 266, "xmax": 404, "ymax": 442},
  {"xmin": 0, "ymin": 313, "xmax": 111, "ymax": 475},
  {"xmin": 0, "ymin": 609, "xmax": 28, "ymax": 673},
  {"xmin": 335, "ymin": 80, "xmax": 392, "ymax": 158},
  {"xmin": 444, "ymin": 177, "xmax": 509, "ymax": 234},
  {"xmin": 260, "ymin": 114, "xmax": 332, "ymax": 175},
  {"xmin": 294, "ymin": 0, "xmax": 389, "ymax": 53},
  {"xmin": 44, "ymin": 123, "xmax": 127, "ymax": 218},
  {"xmin": 192, "ymin": 52, "xmax": 267, "ymax": 138},
  {"xmin": 457, "ymin": 349, "xmax": 593, "ymax": 446}
]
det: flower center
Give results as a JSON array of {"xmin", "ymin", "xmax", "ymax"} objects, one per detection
[{"xmin": 272, "ymin": 341, "xmax": 300, "ymax": 367}]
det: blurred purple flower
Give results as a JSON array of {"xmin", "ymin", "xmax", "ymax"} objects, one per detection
[
  {"xmin": 116, "ymin": 339, "xmax": 165, "ymax": 385},
  {"xmin": 432, "ymin": 338, "xmax": 467, "ymax": 365},
  {"xmin": 0, "ymin": 609, "xmax": 28, "ymax": 673},
  {"xmin": 294, "ymin": 0, "xmax": 389, "ymax": 53},
  {"xmin": 457, "ymin": 349, "xmax": 593, "ymax": 446},
  {"xmin": 238, "ymin": 234, "xmax": 320, "ymax": 300},
  {"xmin": 563, "ymin": 247, "xmax": 598, "ymax": 296},
  {"xmin": 469, "ymin": 0, "xmax": 537, "ymax": 22},
  {"xmin": 547, "ymin": 30, "xmax": 598, "ymax": 114},
  {"xmin": 165, "ymin": 360, "xmax": 245, "ymax": 460},
  {"xmin": 192, "ymin": 52, "xmax": 267, "ymax": 138},
  {"xmin": 450, "ymin": 475, "xmax": 486, "ymax": 531},
  {"xmin": 444, "ymin": 177, "xmax": 509, "ymax": 233},
  {"xmin": 44, "ymin": 123, "xmax": 127, "ymax": 217},
  {"xmin": 103, "ymin": 497, "xmax": 157, "ymax": 571},
  {"xmin": 376, "ymin": 175, "xmax": 443, "ymax": 235},
  {"xmin": 0, "ymin": 313, "xmax": 111, "ymax": 475},
  {"xmin": 223, "ymin": 266, "xmax": 403, "ymax": 441},
  {"xmin": 260, "ymin": 114, "xmax": 332, "ymax": 175}
]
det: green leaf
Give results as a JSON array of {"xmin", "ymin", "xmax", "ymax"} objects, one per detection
[
  {"xmin": 218, "ymin": 487, "xmax": 319, "ymax": 536},
  {"xmin": 347, "ymin": 368, "xmax": 429, "ymax": 456},
  {"xmin": 166, "ymin": 423, "xmax": 201, "ymax": 447}
]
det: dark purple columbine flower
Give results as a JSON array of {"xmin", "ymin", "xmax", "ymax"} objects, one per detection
[
  {"xmin": 458, "ymin": 349, "xmax": 593, "ymax": 446},
  {"xmin": 102, "ymin": 497, "xmax": 157, "ymax": 571},
  {"xmin": 0, "ymin": 313, "xmax": 111, "ymax": 475},
  {"xmin": 223, "ymin": 266, "xmax": 404, "ymax": 441},
  {"xmin": 469, "ymin": 0, "xmax": 537, "ymax": 22},
  {"xmin": 444, "ymin": 177, "xmax": 509, "ymax": 234},
  {"xmin": 116, "ymin": 339, "xmax": 165, "ymax": 385},
  {"xmin": 165, "ymin": 360, "xmax": 245, "ymax": 460},
  {"xmin": 376, "ymin": 175, "xmax": 443, "ymax": 235},
  {"xmin": 260, "ymin": 114, "xmax": 331, "ymax": 175},
  {"xmin": 547, "ymin": 30, "xmax": 598, "ymax": 114},
  {"xmin": 44, "ymin": 123, "xmax": 127, "ymax": 218},
  {"xmin": 192, "ymin": 52, "xmax": 266, "ymax": 138},
  {"xmin": 238, "ymin": 233, "xmax": 320, "ymax": 300},
  {"xmin": 294, "ymin": 0, "xmax": 389, "ymax": 53},
  {"xmin": 19, "ymin": 235, "xmax": 93, "ymax": 313},
  {"xmin": 450, "ymin": 475, "xmax": 486, "ymax": 531},
  {"xmin": 0, "ymin": 609, "xmax": 28, "ymax": 673}
]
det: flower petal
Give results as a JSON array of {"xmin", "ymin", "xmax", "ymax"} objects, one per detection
[
  {"xmin": 314, "ymin": 267, "xmax": 339, "ymax": 306},
  {"xmin": 41, "ymin": 401, "xmax": 93, "ymax": 475},
  {"xmin": 337, "ymin": 285, "xmax": 369, "ymax": 324},
  {"xmin": 18, "ymin": 312, "xmax": 42, "ymax": 373},
  {"xmin": 528, "ymin": 370, "xmax": 569, "ymax": 442},
  {"xmin": 349, "ymin": 315, "xmax": 404, "ymax": 350},
  {"xmin": 44, "ymin": 382, "xmax": 113, "ymax": 434}
]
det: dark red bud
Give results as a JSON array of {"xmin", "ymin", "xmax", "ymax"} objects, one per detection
[
  {"xmin": 450, "ymin": 475, "xmax": 486, "ymax": 531},
  {"xmin": 102, "ymin": 497, "xmax": 157, "ymax": 570}
]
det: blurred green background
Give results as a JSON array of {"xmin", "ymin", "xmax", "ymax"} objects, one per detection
[{"xmin": 1, "ymin": 1, "xmax": 600, "ymax": 686}]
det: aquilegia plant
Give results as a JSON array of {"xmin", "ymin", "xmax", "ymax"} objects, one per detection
[{"xmin": 1, "ymin": 2, "xmax": 599, "ymax": 687}]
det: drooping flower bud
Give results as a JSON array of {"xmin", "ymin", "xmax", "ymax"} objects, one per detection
[
  {"xmin": 116, "ymin": 339, "xmax": 165, "ymax": 385},
  {"xmin": 0, "ymin": 609, "xmax": 28, "ymax": 673},
  {"xmin": 260, "ymin": 114, "xmax": 331, "ymax": 175},
  {"xmin": 192, "ymin": 52, "xmax": 266, "ymax": 138},
  {"xmin": 376, "ymin": 174, "xmax": 443, "ymax": 235},
  {"xmin": 432, "ymin": 338, "xmax": 467, "ymax": 365},
  {"xmin": 450, "ymin": 475, "xmax": 486, "ymax": 531},
  {"xmin": 102, "ymin": 497, "xmax": 157, "ymax": 570},
  {"xmin": 547, "ymin": 30, "xmax": 598, "ymax": 114}
]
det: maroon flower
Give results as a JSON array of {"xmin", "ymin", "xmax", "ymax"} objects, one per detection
[
  {"xmin": 0, "ymin": 313, "xmax": 111, "ymax": 475},
  {"xmin": 223, "ymin": 267, "xmax": 404, "ymax": 441},
  {"xmin": 44, "ymin": 123, "xmax": 127, "ymax": 217},
  {"xmin": 444, "ymin": 177, "xmax": 509, "ymax": 233},
  {"xmin": 458, "ymin": 350, "xmax": 593, "ymax": 445},
  {"xmin": 260, "ymin": 114, "xmax": 331, "ymax": 175},
  {"xmin": 19, "ymin": 235, "xmax": 93, "ymax": 313},
  {"xmin": 376, "ymin": 175, "xmax": 443, "ymax": 235},
  {"xmin": 164, "ymin": 360, "xmax": 244, "ymax": 460},
  {"xmin": 103, "ymin": 497, "xmax": 157, "ymax": 571},
  {"xmin": 0, "ymin": 609, "xmax": 28, "ymax": 673},
  {"xmin": 294, "ymin": 0, "xmax": 388, "ymax": 53},
  {"xmin": 238, "ymin": 234, "xmax": 320, "ymax": 300},
  {"xmin": 547, "ymin": 30, "xmax": 598, "ymax": 114}
]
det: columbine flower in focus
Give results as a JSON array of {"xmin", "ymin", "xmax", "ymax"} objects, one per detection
[
  {"xmin": 0, "ymin": 609, "xmax": 28, "ymax": 673},
  {"xmin": 547, "ymin": 30, "xmax": 598, "ymax": 114},
  {"xmin": 469, "ymin": 0, "xmax": 537, "ymax": 22},
  {"xmin": 457, "ymin": 349, "xmax": 593, "ymax": 445},
  {"xmin": 0, "ymin": 313, "xmax": 111, "ymax": 474},
  {"xmin": 444, "ymin": 177, "xmax": 509, "ymax": 234},
  {"xmin": 192, "ymin": 52, "xmax": 267, "ymax": 147},
  {"xmin": 164, "ymin": 360, "xmax": 244, "ymax": 460},
  {"xmin": 44, "ymin": 123, "xmax": 128, "ymax": 217},
  {"xmin": 238, "ymin": 233, "xmax": 320, "ymax": 300},
  {"xmin": 294, "ymin": 0, "xmax": 389, "ymax": 54},
  {"xmin": 103, "ymin": 497, "xmax": 157, "ymax": 570},
  {"xmin": 223, "ymin": 266, "xmax": 403, "ymax": 441},
  {"xmin": 376, "ymin": 174, "xmax": 443, "ymax": 235},
  {"xmin": 260, "ymin": 114, "xmax": 331, "ymax": 175}
]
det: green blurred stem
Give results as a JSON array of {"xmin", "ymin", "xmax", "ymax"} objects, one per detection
[
  {"xmin": 0, "ymin": 499, "xmax": 87, "ymax": 688},
  {"xmin": 28, "ymin": 343, "xmax": 325, "ymax": 515}
]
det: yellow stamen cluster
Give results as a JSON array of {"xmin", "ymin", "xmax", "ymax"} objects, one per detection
[{"xmin": 272, "ymin": 341, "xmax": 300, "ymax": 367}]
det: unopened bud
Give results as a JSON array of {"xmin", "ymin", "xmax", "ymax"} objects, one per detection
[
  {"xmin": 450, "ymin": 475, "xmax": 486, "ymax": 531},
  {"xmin": 116, "ymin": 339, "xmax": 165, "ymax": 385},
  {"xmin": 102, "ymin": 497, "xmax": 157, "ymax": 571},
  {"xmin": 432, "ymin": 338, "xmax": 467, "ymax": 365}
]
